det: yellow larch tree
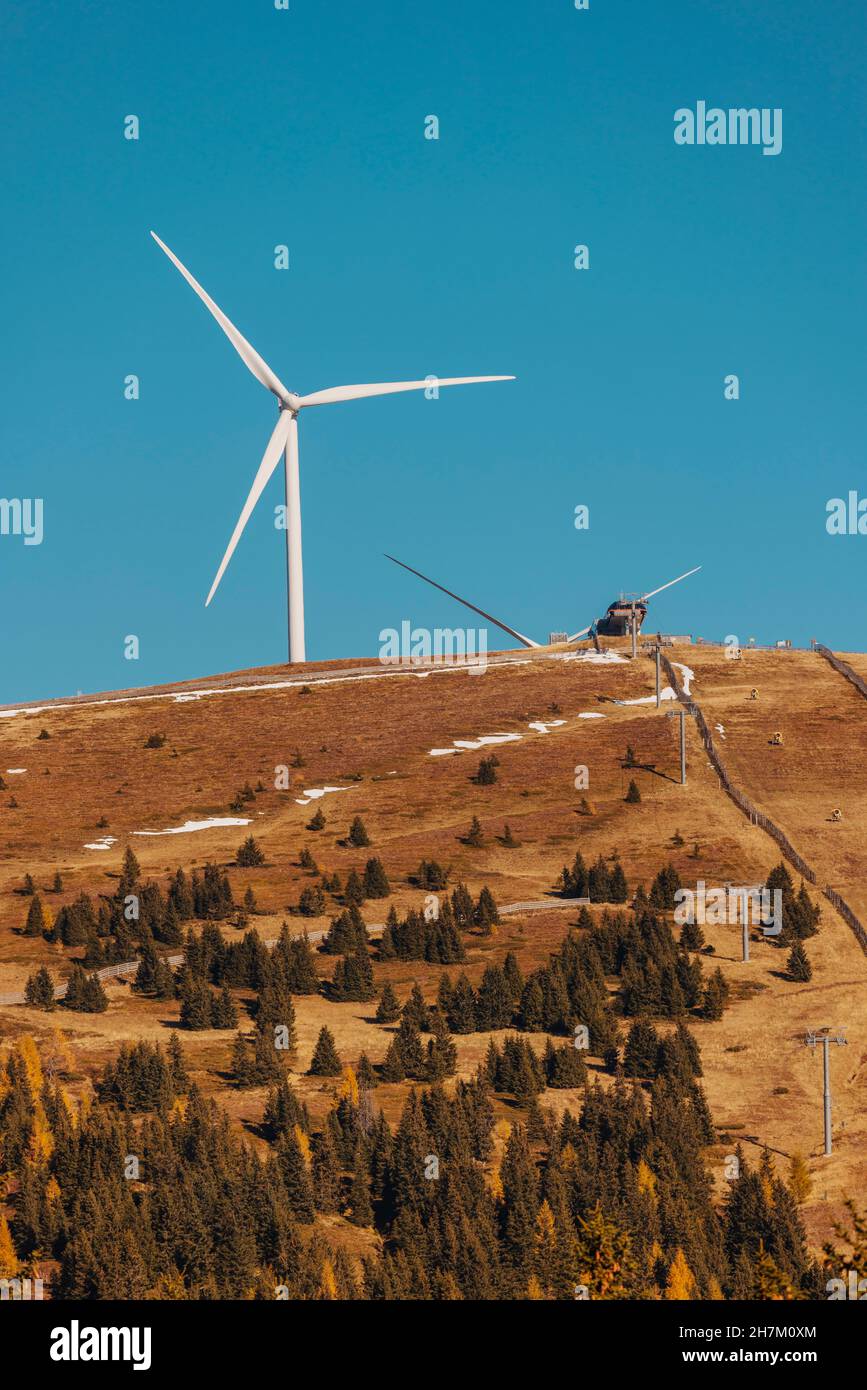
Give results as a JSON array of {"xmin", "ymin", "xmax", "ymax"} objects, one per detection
[
  {"xmin": 0, "ymin": 1214, "xmax": 19, "ymax": 1278},
  {"xmin": 339, "ymin": 1066, "xmax": 359, "ymax": 1108},
  {"xmin": 665, "ymin": 1248, "xmax": 697, "ymax": 1300},
  {"xmin": 294, "ymin": 1124, "xmax": 311, "ymax": 1166}
]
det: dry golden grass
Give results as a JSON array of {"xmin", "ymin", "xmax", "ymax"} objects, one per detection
[{"xmin": 1, "ymin": 640, "xmax": 865, "ymax": 1252}]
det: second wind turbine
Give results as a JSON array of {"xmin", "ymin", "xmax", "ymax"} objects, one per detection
[{"xmin": 151, "ymin": 232, "xmax": 514, "ymax": 663}]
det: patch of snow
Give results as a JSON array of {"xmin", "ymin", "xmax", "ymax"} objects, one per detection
[
  {"xmin": 295, "ymin": 786, "xmax": 349, "ymax": 806},
  {"xmin": 429, "ymin": 730, "xmax": 523, "ymax": 758},
  {"xmin": 453, "ymin": 733, "xmax": 522, "ymax": 750},
  {"xmin": 528, "ymin": 719, "xmax": 566, "ymax": 734},
  {"xmin": 619, "ymin": 688, "xmax": 677, "ymax": 706},
  {"xmin": 552, "ymin": 650, "xmax": 628, "ymax": 665},
  {"xmin": 5, "ymin": 768, "xmax": 26, "ymax": 774},
  {"xmin": 84, "ymin": 836, "xmax": 117, "ymax": 851},
  {"xmin": 133, "ymin": 817, "xmax": 251, "ymax": 837},
  {"xmin": 715, "ymin": 722, "xmax": 726, "ymax": 740},
  {"xmin": 672, "ymin": 662, "xmax": 695, "ymax": 694},
  {"xmin": 578, "ymin": 712, "xmax": 606, "ymax": 719}
]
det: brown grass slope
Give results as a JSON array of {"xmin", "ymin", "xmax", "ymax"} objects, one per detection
[{"xmin": 1, "ymin": 641, "xmax": 865, "ymax": 1253}]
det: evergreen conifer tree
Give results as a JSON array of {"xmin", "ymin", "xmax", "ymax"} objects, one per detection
[
  {"xmin": 347, "ymin": 816, "xmax": 371, "ymax": 848},
  {"xmin": 787, "ymin": 941, "xmax": 812, "ymax": 982},
  {"xmin": 309, "ymin": 1026, "xmax": 342, "ymax": 1077},
  {"xmin": 24, "ymin": 894, "xmax": 46, "ymax": 937},
  {"xmin": 24, "ymin": 965, "xmax": 56, "ymax": 1010},
  {"xmin": 375, "ymin": 982, "xmax": 401, "ymax": 1024}
]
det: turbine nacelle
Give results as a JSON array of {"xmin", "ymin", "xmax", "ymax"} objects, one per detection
[{"xmin": 386, "ymin": 557, "xmax": 701, "ymax": 653}]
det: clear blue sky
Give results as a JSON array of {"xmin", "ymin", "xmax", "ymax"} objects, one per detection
[{"xmin": 2, "ymin": 0, "xmax": 865, "ymax": 703}]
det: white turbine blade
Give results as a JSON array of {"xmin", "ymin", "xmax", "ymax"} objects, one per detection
[
  {"xmin": 385, "ymin": 553, "xmax": 540, "ymax": 649},
  {"xmin": 298, "ymin": 376, "xmax": 514, "ymax": 408},
  {"xmin": 567, "ymin": 624, "xmax": 593, "ymax": 642},
  {"xmin": 205, "ymin": 411, "xmax": 292, "ymax": 607},
  {"xmin": 150, "ymin": 231, "xmax": 293, "ymax": 404},
  {"xmin": 640, "ymin": 566, "xmax": 702, "ymax": 602}
]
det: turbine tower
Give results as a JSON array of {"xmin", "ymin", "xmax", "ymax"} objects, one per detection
[{"xmin": 151, "ymin": 232, "xmax": 514, "ymax": 663}]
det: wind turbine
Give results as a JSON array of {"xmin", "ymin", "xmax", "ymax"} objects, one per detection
[
  {"xmin": 386, "ymin": 553, "xmax": 701, "ymax": 651},
  {"xmin": 151, "ymin": 231, "xmax": 514, "ymax": 663}
]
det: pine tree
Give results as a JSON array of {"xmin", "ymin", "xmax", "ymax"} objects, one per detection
[
  {"xmin": 24, "ymin": 965, "xmax": 56, "ymax": 1010},
  {"xmin": 475, "ymin": 756, "xmax": 498, "ymax": 785},
  {"xmin": 500, "ymin": 1124, "xmax": 540, "ymax": 1267},
  {"xmin": 503, "ymin": 950, "xmax": 524, "ymax": 1000},
  {"xmin": 425, "ymin": 1013, "xmax": 457, "ymax": 1081},
  {"xmin": 344, "ymin": 870, "xmax": 365, "ymax": 906},
  {"xmin": 63, "ymin": 965, "xmax": 108, "ymax": 1013},
  {"xmin": 62, "ymin": 964, "xmax": 87, "ymax": 1011},
  {"xmin": 402, "ymin": 983, "xmax": 430, "ymax": 1030},
  {"xmin": 394, "ymin": 1015, "xmax": 425, "ymax": 1080},
  {"xmin": 347, "ymin": 816, "xmax": 371, "ymax": 848},
  {"xmin": 278, "ymin": 1129, "xmax": 316, "ymax": 1222},
  {"xmin": 362, "ymin": 857, "xmax": 390, "ymax": 899},
  {"xmin": 133, "ymin": 944, "xmax": 160, "ymax": 994},
  {"xmin": 311, "ymin": 1127, "xmax": 341, "ymax": 1212},
  {"xmin": 588, "ymin": 855, "xmax": 611, "ymax": 902},
  {"xmin": 24, "ymin": 894, "xmax": 46, "ymax": 937},
  {"xmin": 787, "ymin": 941, "xmax": 812, "ymax": 982},
  {"xmin": 444, "ymin": 972, "xmax": 477, "ymax": 1033},
  {"xmin": 309, "ymin": 1026, "xmax": 342, "ymax": 1077},
  {"xmin": 623, "ymin": 1019, "xmax": 660, "ymax": 1078},
  {"xmin": 236, "ymin": 835, "xmax": 265, "ymax": 867},
  {"xmin": 474, "ymin": 886, "xmax": 500, "ymax": 932},
  {"xmin": 212, "ymin": 983, "xmax": 239, "ymax": 1029},
  {"xmin": 298, "ymin": 884, "xmax": 326, "ymax": 916},
  {"xmin": 348, "ymin": 1144, "xmax": 374, "ymax": 1227},
  {"xmin": 702, "ymin": 966, "xmax": 730, "ymax": 1021},
  {"xmin": 649, "ymin": 862, "xmax": 682, "ymax": 911},
  {"xmin": 153, "ymin": 956, "xmax": 176, "ymax": 1000},
  {"xmin": 179, "ymin": 978, "xmax": 213, "ymax": 1030},
  {"xmin": 624, "ymin": 779, "xmax": 641, "ymax": 804},
  {"xmin": 465, "ymin": 816, "xmax": 484, "ymax": 847},
  {"xmin": 167, "ymin": 1033, "xmax": 189, "ymax": 1092},
  {"xmin": 609, "ymin": 862, "xmax": 629, "ymax": 903},
  {"xmin": 416, "ymin": 859, "xmax": 450, "ymax": 890},
  {"xmin": 307, "ymin": 806, "xmax": 326, "ymax": 831},
  {"xmin": 545, "ymin": 1040, "xmax": 587, "ymax": 1088},
  {"xmin": 380, "ymin": 1036, "xmax": 406, "ymax": 1082},
  {"xmin": 230, "ymin": 1034, "xmax": 250, "ymax": 1084},
  {"xmin": 375, "ymin": 982, "xmax": 401, "ymax": 1024},
  {"xmin": 475, "ymin": 963, "xmax": 513, "ymax": 1029},
  {"xmin": 357, "ymin": 1052, "xmax": 378, "ymax": 1090},
  {"xmin": 82, "ymin": 973, "xmax": 109, "ymax": 1013},
  {"xmin": 249, "ymin": 1027, "xmax": 285, "ymax": 1084},
  {"xmin": 119, "ymin": 846, "xmax": 141, "ymax": 894},
  {"xmin": 256, "ymin": 977, "xmax": 297, "ymax": 1057},
  {"xmin": 679, "ymin": 918, "xmax": 705, "ymax": 951}
]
